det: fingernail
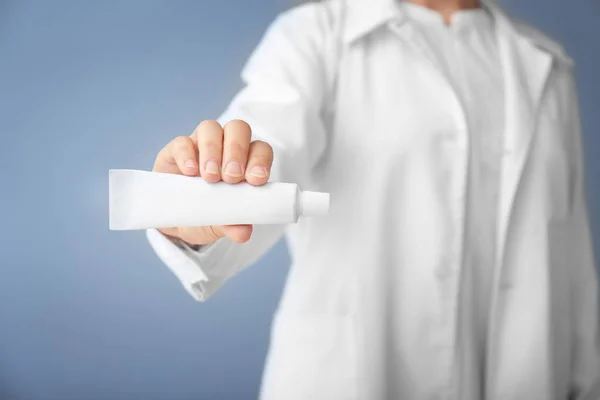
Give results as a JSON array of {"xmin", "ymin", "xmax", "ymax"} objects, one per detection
[
  {"xmin": 205, "ymin": 160, "xmax": 220, "ymax": 175},
  {"xmin": 249, "ymin": 166, "xmax": 267, "ymax": 178},
  {"xmin": 224, "ymin": 162, "xmax": 243, "ymax": 177},
  {"xmin": 184, "ymin": 159, "xmax": 196, "ymax": 169}
]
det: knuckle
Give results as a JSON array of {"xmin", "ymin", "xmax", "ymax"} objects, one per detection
[
  {"xmin": 172, "ymin": 136, "xmax": 192, "ymax": 153},
  {"xmin": 193, "ymin": 120, "xmax": 222, "ymax": 141},
  {"xmin": 254, "ymin": 140, "xmax": 274, "ymax": 156},
  {"xmin": 197, "ymin": 119, "xmax": 222, "ymax": 132},
  {"xmin": 224, "ymin": 119, "xmax": 251, "ymax": 133}
]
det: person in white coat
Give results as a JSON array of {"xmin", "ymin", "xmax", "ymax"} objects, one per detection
[{"xmin": 146, "ymin": 0, "xmax": 600, "ymax": 398}]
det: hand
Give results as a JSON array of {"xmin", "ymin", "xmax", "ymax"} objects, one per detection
[{"xmin": 152, "ymin": 119, "xmax": 273, "ymax": 245}]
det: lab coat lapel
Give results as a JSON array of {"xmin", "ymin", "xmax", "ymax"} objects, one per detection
[
  {"xmin": 493, "ymin": 11, "xmax": 553, "ymax": 282},
  {"xmin": 486, "ymin": 7, "xmax": 554, "ymax": 394}
]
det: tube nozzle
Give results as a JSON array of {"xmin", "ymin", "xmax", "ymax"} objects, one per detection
[{"xmin": 300, "ymin": 191, "xmax": 329, "ymax": 217}]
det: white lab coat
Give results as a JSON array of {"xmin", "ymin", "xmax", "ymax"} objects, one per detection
[{"xmin": 147, "ymin": 0, "xmax": 600, "ymax": 398}]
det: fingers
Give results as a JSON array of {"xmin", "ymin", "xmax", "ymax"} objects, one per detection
[
  {"xmin": 221, "ymin": 120, "xmax": 252, "ymax": 184},
  {"xmin": 153, "ymin": 136, "xmax": 198, "ymax": 176},
  {"xmin": 245, "ymin": 140, "xmax": 273, "ymax": 186},
  {"xmin": 154, "ymin": 119, "xmax": 268, "ymax": 246},
  {"xmin": 192, "ymin": 119, "xmax": 272, "ymax": 186},
  {"xmin": 194, "ymin": 120, "xmax": 224, "ymax": 183}
]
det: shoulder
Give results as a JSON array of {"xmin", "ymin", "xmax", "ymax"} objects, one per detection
[
  {"xmin": 510, "ymin": 18, "xmax": 574, "ymax": 67},
  {"xmin": 508, "ymin": 18, "xmax": 577, "ymax": 107},
  {"xmin": 242, "ymin": 1, "xmax": 344, "ymax": 79}
]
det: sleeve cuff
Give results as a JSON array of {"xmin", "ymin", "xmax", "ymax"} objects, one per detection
[{"xmin": 145, "ymin": 229, "xmax": 233, "ymax": 301}]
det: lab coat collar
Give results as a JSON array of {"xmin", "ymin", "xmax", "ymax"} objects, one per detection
[
  {"xmin": 343, "ymin": 0, "xmax": 399, "ymax": 44},
  {"xmin": 343, "ymin": 0, "xmax": 574, "ymax": 67}
]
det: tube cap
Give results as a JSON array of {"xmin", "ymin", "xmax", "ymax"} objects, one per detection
[{"xmin": 301, "ymin": 191, "xmax": 330, "ymax": 217}]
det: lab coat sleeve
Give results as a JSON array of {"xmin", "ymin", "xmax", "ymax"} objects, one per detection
[
  {"xmin": 146, "ymin": 4, "xmax": 332, "ymax": 301},
  {"xmin": 565, "ymin": 72, "xmax": 600, "ymax": 399}
]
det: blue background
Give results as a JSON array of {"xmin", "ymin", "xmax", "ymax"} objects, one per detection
[{"xmin": 1, "ymin": 1, "xmax": 598, "ymax": 399}]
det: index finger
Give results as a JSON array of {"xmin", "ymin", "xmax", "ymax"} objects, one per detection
[{"xmin": 153, "ymin": 136, "xmax": 198, "ymax": 176}]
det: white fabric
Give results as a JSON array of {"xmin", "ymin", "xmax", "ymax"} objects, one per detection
[
  {"xmin": 146, "ymin": 0, "xmax": 600, "ymax": 399},
  {"xmin": 396, "ymin": 4, "xmax": 504, "ymax": 398}
]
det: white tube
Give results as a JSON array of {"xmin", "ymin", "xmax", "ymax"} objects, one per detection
[{"xmin": 109, "ymin": 169, "xmax": 329, "ymax": 230}]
